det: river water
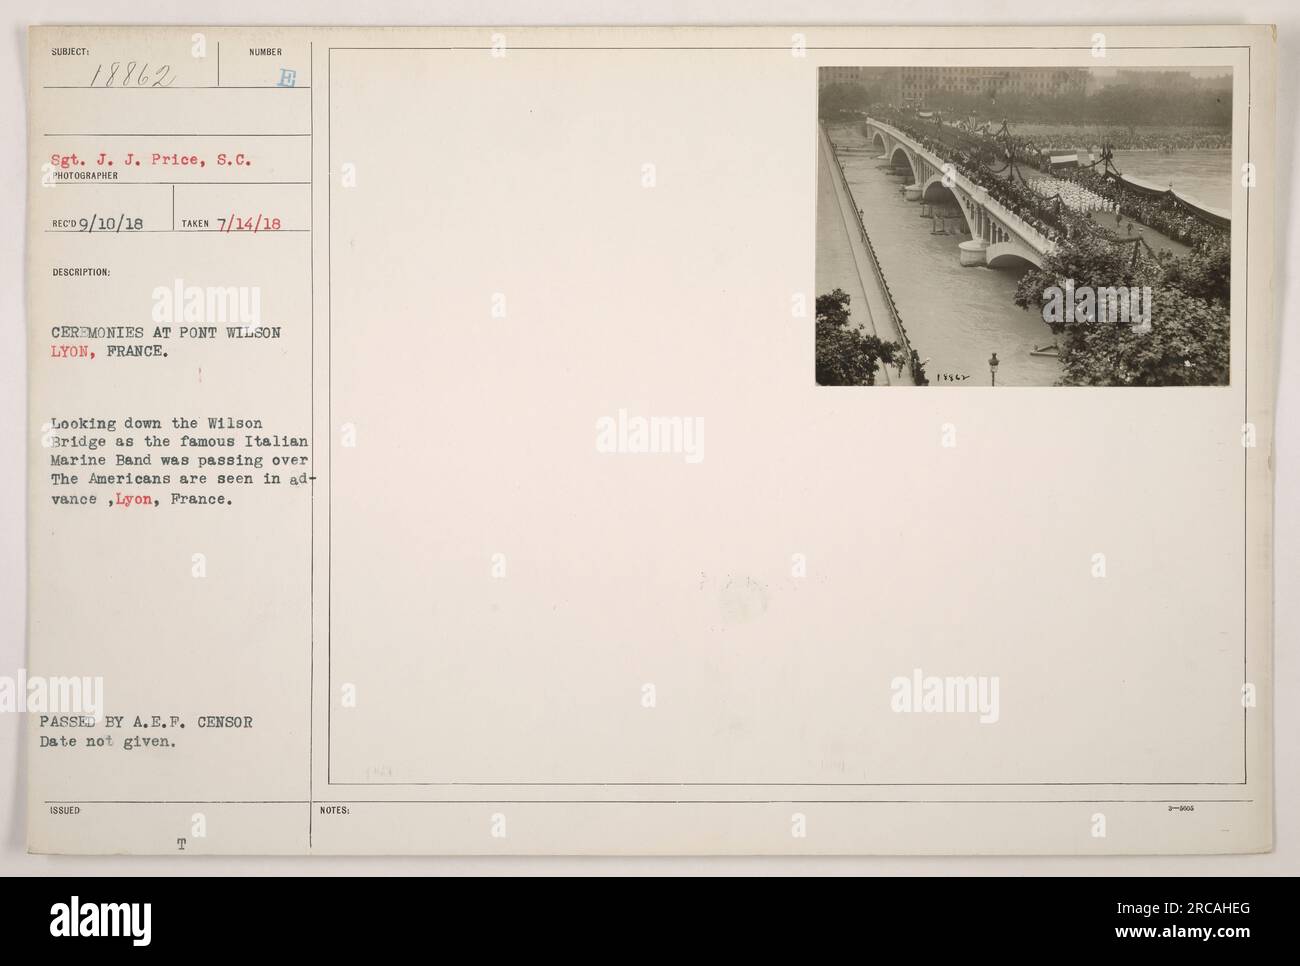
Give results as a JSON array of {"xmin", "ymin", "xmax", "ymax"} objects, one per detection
[
  {"xmin": 823, "ymin": 126, "xmax": 1232, "ymax": 386},
  {"xmin": 1107, "ymin": 150, "xmax": 1232, "ymax": 210}
]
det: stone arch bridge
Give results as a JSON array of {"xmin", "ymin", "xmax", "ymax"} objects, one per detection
[{"xmin": 864, "ymin": 117, "xmax": 1054, "ymax": 270}]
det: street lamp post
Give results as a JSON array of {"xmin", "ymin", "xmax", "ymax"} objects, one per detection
[{"xmin": 989, "ymin": 352, "xmax": 1000, "ymax": 386}]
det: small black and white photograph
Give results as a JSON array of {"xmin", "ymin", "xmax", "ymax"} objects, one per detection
[{"xmin": 816, "ymin": 66, "xmax": 1233, "ymax": 387}]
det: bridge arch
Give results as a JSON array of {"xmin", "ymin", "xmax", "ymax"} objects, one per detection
[
  {"xmin": 921, "ymin": 173, "xmax": 951, "ymax": 201},
  {"xmin": 862, "ymin": 117, "xmax": 1056, "ymax": 270},
  {"xmin": 921, "ymin": 175, "xmax": 979, "ymax": 239},
  {"xmin": 985, "ymin": 242, "xmax": 1044, "ymax": 271},
  {"xmin": 887, "ymin": 144, "xmax": 917, "ymax": 182}
]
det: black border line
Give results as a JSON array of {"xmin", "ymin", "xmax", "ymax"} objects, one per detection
[
  {"xmin": 48, "ymin": 798, "xmax": 1254, "ymax": 805},
  {"xmin": 321, "ymin": 43, "xmax": 1254, "ymax": 797},
  {"xmin": 309, "ymin": 39, "xmax": 315, "ymax": 849}
]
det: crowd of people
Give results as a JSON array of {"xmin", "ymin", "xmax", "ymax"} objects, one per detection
[
  {"xmin": 876, "ymin": 112, "xmax": 1098, "ymax": 245},
  {"xmin": 1026, "ymin": 177, "xmax": 1117, "ymax": 215},
  {"xmin": 892, "ymin": 115, "xmax": 1230, "ymax": 168},
  {"xmin": 872, "ymin": 111, "xmax": 1228, "ymax": 253},
  {"xmin": 1011, "ymin": 124, "xmax": 1232, "ymax": 152},
  {"xmin": 1061, "ymin": 167, "xmax": 1227, "ymax": 249}
]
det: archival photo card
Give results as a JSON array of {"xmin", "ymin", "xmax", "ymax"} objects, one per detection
[{"xmin": 22, "ymin": 24, "xmax": 1275, "ymax": 856}]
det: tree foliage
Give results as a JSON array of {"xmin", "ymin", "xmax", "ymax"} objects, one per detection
[
  {"xmin": 815, "ymin": 289, "xmax": 903, "ymax": 386},
  {"xmin": 1160, "ymin": 237, "xmax": 1231, "ymax": 307},
  {"xmin": 1013, "ymin": 237, "xmax": 1229, "ymax": 386}
]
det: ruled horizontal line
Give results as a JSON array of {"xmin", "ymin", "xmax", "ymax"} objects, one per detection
[
  {"xmin": 44, "ymin": 799, "xmax": 1254, "ymax": 806},
  {"xmin": 45, "ymin": 228, "xmax": 310, "ymax": 234},
  {"xmin": 47, "ymin": 181, "xmax": 310, "ymax": 186},
  {"xmin": 45, "ymin": 132, "xmax": 310, "ymax": 137},
  {"xmin": 42, "ymin": 85, "xmax": 311, "ymax": 90}
]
